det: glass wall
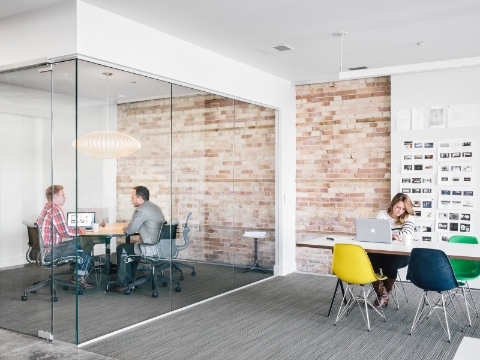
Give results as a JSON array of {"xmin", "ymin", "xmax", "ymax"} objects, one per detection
[{"xmin": 0, "ymin": 59, "xmax": 275, "ymax": 345}]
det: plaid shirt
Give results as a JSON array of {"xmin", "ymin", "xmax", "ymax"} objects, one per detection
[{"xmin": 36, "ymin": 202, "xmax": 82, "ymax": 252}]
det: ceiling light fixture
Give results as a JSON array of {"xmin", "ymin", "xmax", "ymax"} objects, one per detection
[
  {"xmin": 417, "ymin": 42, "xmax": 426, "ymax": 46},
  {"xmin": 333, "ymin": 32, "xmax": 348, "ymax": 72},
  {"xmin": 72, "ymin": 72, "xmax": 141, "ymax": 159}
]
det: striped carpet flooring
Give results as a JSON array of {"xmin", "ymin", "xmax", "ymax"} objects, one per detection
[{"xmin": 82, "ymin": 273, "xmax": 480, "ymax": 360}]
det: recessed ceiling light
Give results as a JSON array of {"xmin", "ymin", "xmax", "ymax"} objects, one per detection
[
  {"xmin": 258, "ymin": 44, "xmax": 294, "ymax": 54},
  {"xmin": 417, "ymin": 42, "xmax": 426, "ymax": 46}
]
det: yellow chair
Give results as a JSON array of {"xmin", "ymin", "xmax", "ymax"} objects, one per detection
[{"xmin": 332, "ymin": 243, "xmax": 387, "ymax": 330}]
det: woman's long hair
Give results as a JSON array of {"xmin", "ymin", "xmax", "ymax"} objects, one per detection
[{"xmin": 387, "ymin": 193, "xmax": 414, "ymax": 225}]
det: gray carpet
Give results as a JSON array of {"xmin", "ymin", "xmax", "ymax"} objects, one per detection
[
  {"xmin": 82, "ymin": 273, "xmax": 480, "ymax": 360},
  {"xmin": 0, "ymin": 262, "xmax": 271, "ymax": 344}
]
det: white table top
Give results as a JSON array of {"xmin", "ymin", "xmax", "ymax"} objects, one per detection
[{"xmin": 297, "ymin": 235, "xmax": 480, "ymax": 260}]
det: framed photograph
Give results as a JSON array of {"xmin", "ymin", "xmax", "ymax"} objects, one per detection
[
  {"xmin": 402, "ymin": 188, "xmax": 411, "ymax": 193},
  {"xmin": 450, "ymin": 223, "xmax": 459, "ymax": 231},
  {"xmin": 441, "ymin": 190, "xmax": 451, "ymax": 195},
  {"xmin": 449, "ymin": 213, "xmax": 459, "ymax": 220},
  {"xmin": 414, "ymin": 164, "xmax": 423, "ymax": 171},
  {"xmin": 460, "ymin": 224, "xmax": 471, "ymax": 232},
  {"xmin": 461, "ymin": 213, "xmax": 471, "ymax": 221},
  {"xmin": 412, "ymin": 178, "xmax": 421, "ymax": 184},
  {"xmin": 463, "ymin": 152, "xmax": 472, "ymax": 157},
  {"xmin": 440, "ymin": 153, "xmax": 449, "ymax": 158}
]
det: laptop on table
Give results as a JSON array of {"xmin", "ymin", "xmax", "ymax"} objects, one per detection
[
  {"xmin": 355, "ymin": 218, "xmax": 392, "ymax": 244},
  {"xmin": 66, "ymin": 212, "xmax": 96, "ymax": 230}
]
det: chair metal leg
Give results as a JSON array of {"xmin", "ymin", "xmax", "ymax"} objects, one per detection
[{"xmin": 326, "ymin": 278, "xmax": 346, "ymax": 317}]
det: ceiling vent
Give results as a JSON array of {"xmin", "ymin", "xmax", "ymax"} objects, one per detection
[
  {"xmin": 349, "ymin": 66, "xmax": 368, "ymax": 71},
  {"xmin": 258, "ymin": 44, "xmax": 294, "ymax": 54}
]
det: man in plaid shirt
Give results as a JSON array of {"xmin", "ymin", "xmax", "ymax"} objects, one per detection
[{"xmin": 37, "ymin": 185, "xmax": 94, "ymax": 289}]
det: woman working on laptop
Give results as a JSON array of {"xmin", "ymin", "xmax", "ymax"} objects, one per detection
[{"xmin": 369, "ymin": 193, "xmax": 415, "ymax": 309}]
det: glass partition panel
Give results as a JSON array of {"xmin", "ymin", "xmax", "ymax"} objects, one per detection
[
  {"xmin": 75, "ymin": 60, "xmax": 174, "ymax": 343},
  {"xmin": 0, "ymin": 65, "xmax": 57, "ymax": 339},
  {"xmin": 171, "ymin": 84, "xmax": 235, "ymax": 310},
  {"xmin": 233, "ymin": 100, "xmax": 276, "ymax": 287}
]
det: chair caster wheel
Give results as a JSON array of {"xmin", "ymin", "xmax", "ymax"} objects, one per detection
[
  {"xmin": 152, "ymin": 292, "xmax": 158, "ymax": 298},
  {"xmin": 78, "ymin": 287, "xmax": 84, "ymax": 295},
  {"xmin": 180, "ymin": 275, "xmax": 185, "ymax": 280},
  {"xmin": 21, "ymin": 296, "xmax": 28, "ymax": 301},
  {"xmin": 125, "ymin": 290, "xmax": 131, "ymax": 295},
  {"xmin": 162, "ymin": 282, "xmax": 168, "ymax": 287},
  {"xmin": 53, "ymin": 297, "xmax": 58, "ymax": 302},
  {"xmin": 63, "ymin": 286, "xmax": 69, "ymax": 290},
  {"xmin": 191, "ymin": 271, "xmax": 196, "ymax": 276},
  {"xmin": 31, "ymin": 290, "xmax": 37, "ymax": 294},
  {"xmin": 175, "ymin": 286, "xmax": 181, "ymax": 292}
]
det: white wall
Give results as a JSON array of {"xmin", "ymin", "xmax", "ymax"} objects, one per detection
[{"xmin": 0, "ymin": 0, "xmax": 297, "ymax": 274}]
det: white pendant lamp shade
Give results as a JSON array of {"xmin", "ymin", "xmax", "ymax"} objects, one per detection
[
  {"xmin": 73, "ymin": 131, "xmax": 141, "ymax": 159},
  {"xmin": 73, "ymin": 71, "xmax": 141, "ymax": 159}
]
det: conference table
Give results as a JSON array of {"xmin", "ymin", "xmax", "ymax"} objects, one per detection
[
  {"xmin": 297, "ymin": 235, "xmax": 480, "ymax": 316},
  {"xmin": 80, "ymin": 223, "xmax": 126, "ymax": 290}
]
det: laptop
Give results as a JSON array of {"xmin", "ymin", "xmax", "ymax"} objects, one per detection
[
  {"xmin": 66, "ymin": 212, "xmax": 96, "ymax": 230},
  {"xmin": 355, "ymin": 218, "xmax": 392, "ymax": 244}
]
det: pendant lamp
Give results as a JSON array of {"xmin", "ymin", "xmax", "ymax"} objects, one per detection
[{"xmin": 73, "ymin": 72, "xmax": 141, "ymax": 158}]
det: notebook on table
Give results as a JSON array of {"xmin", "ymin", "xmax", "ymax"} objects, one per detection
[
  {"xmin": 355, "ymin": 218, "xmax": 392, "ymax": 244},
  {"xmin": 66, "ymin": 212, "xmax": 96, "ymax": 230}
]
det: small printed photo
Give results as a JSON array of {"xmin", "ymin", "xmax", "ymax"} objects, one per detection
[
  {"xmin": 424, "ymin": 142, "xmax": 434, "ymax": 148},
  {"xmin": 422, "ymin": 178, "xmax": 432, "ymax": 183},
  {"xmin": 463, "ymin": 152, "xmax": 472, "ymax": 157},
  {"xmin": 440, "ymin": 143, "xmax": 450, "ymax": 147},
  {"xmin": 404, "ymin": 155, "xmax": 412, "ymax": 160},
  {"xmin": 464, "ymin": 177, "xmax": 471, "ymax": 182},
  {"xmin": 452, "ymin": 191, "xmax": 461, "ymax": 196},
  {"xmin": 414, "ymin": 226, "xmax": 421, "ymax": 232},
  {"xmin": 441, "ymin": 177, "xmax": 448, "ymax": 182},
  {"xmin": 414, "ymin": 155, "xmax": 423, "ymax": 160},
  {"xmin": 422, "ymin": 236, "xmax": 432, "ymax": 242},
  {"xmin": 412, "ymin": 178, "xmax": 421, "ymax": 184},
  {"xmin": 452, "ymin": 177, "xmax": 460, "ymax": 182},
  {"xmin": 441, "ymin": 235, "xmax": 450, "ymax": 242},
  {"xmin": 429, "ymin": 108, "xmax": 444, "ymax": 126},
  {"xmin": 451, "ymin": 152, "xmax": 461, "ymax": 158},
  {"xmin": 463, "ymin": 166, "xmax": 472, "ymax": 172},
  {"xmin": 453, "ymin": 201, "xmax": 462, "ymax": 205},
  {"xmin": 404, "ymin": 165, "xmax": 412, "ymax": 171},
  {"xmin": 440, "ymin": 153, "xmax": 450, "ymax": 158},
  {"xmin": 424, "ymin": 165, "xmax": 433, "ymax": 170},
  {"xmin": 404, "ymin": 141, "xmax": 413, "ymax": 149},
  {"xmin": 424, "ymin": 154, "xmax": 433, "ymax": 160},
  {"xmin": 462, "ymin": 142, "xmax": 472, "ymax": 146},
  {"xmin": 451, "ymin": 166, "xmax": 461, "ymax": 171},
  {"xmin": 414, "ymin": 143, "xmax": 423, "ymax": 148},
  {"xmin": 441, "ymin": 166, "xmax": 449, "ymax": 171},
  {"xmin": 422, "ymin": 226, "xmax": 432, "ymax": 233},
  {"xmin": 438, "ymin": 223, "xmax": 448, "ymax": 230},
  {"xmin": 412, "ymin": 188, "xmax": 421, "ymax": 193},
  {"xmin": 413, "ymin": 201, "xmax": 421, "ymax": 207},
  {"xmin": 449, "ymin": 213, "xmax": 459, "ymax": 220},
  {"xmin": 414, "ymin": 211, "xmax": 422, "ymax": 217},
  {"xmin": 441, "ymin": 190, "xmax": 451, "ymax": 195},
  {"xmin": 463, "ymin": 201, "xmax": 473, "ymax": 207},
  {"xmin": 402, "ymin": 188, "xmax": 411, "ymax": 193},
  {"xmin": 426, "ymin": 212, "xmax": 433, "ymax": 218},
  {"xmin": 463, "ymin": 190, "xmax": 474, "ymax": 196},
  {"xmin": 460, "ymin": 224, "xmax": 471, "ymax": 232},
  {"xmin": 422, "ymin": 188, "xmax": 431, "ymax": 193},
  {"xmin": 441, "ymin": 200, "xmax": 451, "ymax": 205},
  {"xmin": 438, "ymin": 213, "xmax": 448, "ymax": 219},
  {"xmin": 402, "ymin": 178, "xmax": 411, "ymax": 183},
  {"xmin": 450, "ymin": 223, "xmax": 459, "ymax": 232},
  {"xmin": 414, "ymin": 164, "xmax": 423, "ymax": 171},
  {"xmin": 461, "ymin": 213, "xmax": 471, "ymax": 221},
  {"xmin": 423, "ymin": 201, "xmax": 432, "ymax": 208}
]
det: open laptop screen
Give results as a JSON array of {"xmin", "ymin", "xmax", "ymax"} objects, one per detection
[
  {"xmin": 355, "ymin": 218, "xmax": 392, "ymax": 244},
  {"xmin": 66, "ymin": 212, "xmax": 96, "ymax": 229}
]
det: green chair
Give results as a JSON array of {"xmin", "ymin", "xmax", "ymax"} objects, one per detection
[{"xmin": 448, "ymin": 235, "xmax": 480, "ymax": 326}]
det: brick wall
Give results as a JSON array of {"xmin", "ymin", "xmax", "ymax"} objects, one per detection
[
  {"xmin": 295, "ymin": 77, "xmax": 392, "ymax": 273},
  {"xmin": 116, "ymin": 95, "xmax": 276, "ymax": 268}
]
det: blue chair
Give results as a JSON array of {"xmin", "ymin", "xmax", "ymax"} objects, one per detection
[{"xmin": 406, "ymin": 248, "xmax": 463, "ymax": 342}]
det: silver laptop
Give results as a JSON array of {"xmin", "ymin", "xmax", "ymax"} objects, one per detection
[{"xmin": 355, "ymin": 218, "xmax": 392, "ymax": 244}]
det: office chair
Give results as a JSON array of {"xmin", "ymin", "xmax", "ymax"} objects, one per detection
[
  {"xmin": 448, "ymin": 235, "xmax": 480, "ymax": 326},
  {"xmin": 25, "ymin": 221, "xmax": 40, "ymax": 264},
  {"xmin": 21, "ymin": 221, "xmax": 83, "ymax": 302},
  {"xmin": 407, "ymin": 248, "xmax": 463, "ymax": 342},
  {"xmin": 171, "ymin": 212, "xmax": 195, "ymax": 279},
  {"xmin": 332, "ymin": 244, "xmax": 387, "ymax": 331},
  {"xmin": 122, "ymin": 221, "xmax": 182, "ymax": 297}
]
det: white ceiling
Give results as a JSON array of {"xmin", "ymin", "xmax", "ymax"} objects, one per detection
[{"xmin": 1, "ymin": 0, "xmax": 480, "ymax": 83}]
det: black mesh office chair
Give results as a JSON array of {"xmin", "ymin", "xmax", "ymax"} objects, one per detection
[{"xmin": 21, "ymin": 221, "xmax": 83, "ymax": 302}]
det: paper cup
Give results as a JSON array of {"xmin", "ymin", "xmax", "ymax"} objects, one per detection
[
  {"xmin": 92, "ymin": 223, "xmax": 100, "ymax": 232},
  {"xmin": 403, "ymin": 234, "xmax": 412, "ymax": 246}
]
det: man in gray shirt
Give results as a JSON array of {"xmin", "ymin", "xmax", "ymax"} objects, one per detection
[{"xmin": 110, "ymin": 186, "xmax": 165, "ymax": 292}]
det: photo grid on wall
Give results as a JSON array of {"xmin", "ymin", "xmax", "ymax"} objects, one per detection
[{"xmin": 400, "ymin": 138, "xmax": 475, "ymax": 242}]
